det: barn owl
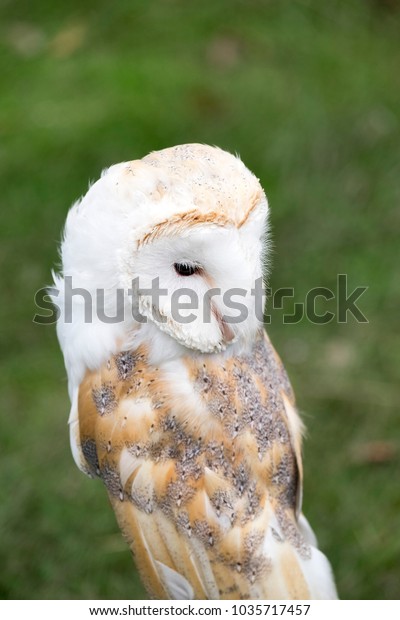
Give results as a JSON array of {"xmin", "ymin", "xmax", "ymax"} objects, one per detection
[{"xmin": 53, "ymin": 143, "xmax": 337, "ymax": 599}]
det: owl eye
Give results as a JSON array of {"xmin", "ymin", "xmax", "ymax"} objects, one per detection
[{"xmin": 174, "ymin": 262, "xmax": 199, "ymax": 276}]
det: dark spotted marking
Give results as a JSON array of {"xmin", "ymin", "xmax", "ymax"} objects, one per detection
[
  {"xmin": 127, "ymin": 442, "xmax": 149, "ymax": 459},
  {"xmin": 115, "ymin": 352, "xmax": 138, "ymax": 381},
  {"xmin": 131, "ymin": 487, "xmax": 155, "ymax": 514},
  {"xmin": 233, "ymin": 363, "xmax": 290, "ymax": 457},
  {"xmin": 205, "ymin": 441, "xmax": 230, "ymax": 477},
  {"xmin": 176, "ymin": 457, "xmax": 202, "ymax": 482},
  {"xmin": 193, "ymin": 519, "xmax": 218, "ymax": 547},
  {"xmin": 270, "ymin": 413, "xmax": 290, "ymax": 445},
  {"xmin": 81, "ymin": 438, "xmax": 100, "ymax": 476},
  {"xmin": 245, "ymin": 481, "xmax": 262, "ymax": 520},
  {"xmin": 148, "ymin": 439, "xmax": 180, "ymax": 462},
  {"xmin": 165, "ymin": 479, "xmax": 196, "ymax": 509},
  {"xmin": 100, "ymin": 462, "xmax": 123, "ymax": 499},
  {"xmin": 272, "ymin": 453, "xmax": 298, "ymax": 509},
  {"xmin": 239, "ymin": 532, "xmax": 272, "ymax": 584},
  {"xmin": 232, "ymin": 462, "xmax": 250, "ymax": 496},
  {"xmin": 92, "ymin": 383, "xmax": 117, "ymax": 416},
  {"xmin": 276, "ymin": 507, "xmax": 311, "ymax": 560},
  {"xmin": 245, "ymin": 338, "xmax": 294, "ymax": 402},
  {"xmin": 195, "ymin": 367, "xmax": 215, "ymax": 395},
  {"xmin": 183, "ymin": 437, "xmax": 204, "ymax": 463},
  {"xmin": 243, "ymin": 553, "xmax": 271, "ymax": 584},
  {"xmin": 210, "ymin": 489, "xmax": 233, "ymax": 514},
  {"xmin": 176, "ymin": 511, "xmax": 192, "ymax": 537}
]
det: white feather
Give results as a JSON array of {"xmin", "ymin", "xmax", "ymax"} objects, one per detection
[{"xmin": 155, "ymin": 562, "xmax": 194, "ymax": 600}]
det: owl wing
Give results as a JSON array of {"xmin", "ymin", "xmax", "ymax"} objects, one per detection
[
  {"xmin": 70, "ymin": 350, "xmax": 219, "ymax": 599},
  {"xmin": 70, "ymin": 336, "xmax": 337, "ymax": 599}
]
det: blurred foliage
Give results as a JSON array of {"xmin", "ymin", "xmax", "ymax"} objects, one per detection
[{"xmin": 0, "ymin": 0, "xmax": 399, "ymax": 600}]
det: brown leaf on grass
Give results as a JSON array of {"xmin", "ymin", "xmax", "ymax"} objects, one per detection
[
  {"xmin": 206, "ymin": 35, "xmax": 242, "ymax": 70},
  {"xmin": 324, "ymin": 340, "xmax": 356, "ymax": 369},
  {"xmin": 351, "ymin": 440, "xmax": 398, "ymax": 465},
  {"xmin": 372, "ymin": 0, "xmax": 400, "ymax": 12},
  {"xmin": 188, "ymin": 88, "xmax": 227, "ymax": 119},
  {"xmin": 49, "ymin": 23, "xmax": 87, "ymax": 58}
]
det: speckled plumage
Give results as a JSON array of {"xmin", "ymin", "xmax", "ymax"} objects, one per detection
[
  {"xmin": 77, "ymin": 331, "xmax": 313, "ymax": 599},
  {"xmin": 54, "ymin": 144, "xmax": 337, "ymax": 600}
]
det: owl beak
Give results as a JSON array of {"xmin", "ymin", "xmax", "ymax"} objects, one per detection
[{"xmin": 212, "ymin": 304, "xmax": 235, "ymax": 344}]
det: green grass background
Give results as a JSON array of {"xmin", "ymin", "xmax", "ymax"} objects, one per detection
[{"xmin": 1, "ymin": 0, "xmax": 399, "ymax": 600}]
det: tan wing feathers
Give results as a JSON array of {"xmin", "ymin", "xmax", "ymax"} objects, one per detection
[
  {"xmin": 111, "ymin": 498, "xmax": 169, "ymax": 599},
  {"xmin": 76, "ymin": 333, "xmax": 314, "ymax": 599}
]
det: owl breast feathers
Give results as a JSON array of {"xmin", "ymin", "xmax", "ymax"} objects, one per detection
[{"xmin": 54, "ymin": 143, "xmax": 337, "ymax": 599}]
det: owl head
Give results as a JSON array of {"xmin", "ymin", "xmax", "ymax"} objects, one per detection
[{"xmin": 53, "ymin": 144, "xmax": 269, "ymax": 394}]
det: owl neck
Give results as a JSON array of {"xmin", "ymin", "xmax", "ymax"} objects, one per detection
[
  {"xmin": 128, "ymin": 320, "xmax": 263, "ymax": 368},
  {"xmin": 60, "ymin": 304, "xmax": 262, "ymax": 400}
]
